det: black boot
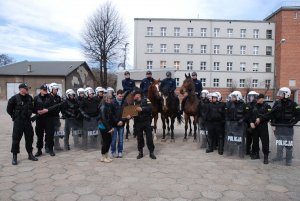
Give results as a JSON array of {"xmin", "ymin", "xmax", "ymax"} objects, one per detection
[
  {"xmin": 45, "ymin": 146, "xmax": 49, "ymax": 153},
  {"xmin": 251, "ymin": 153, "xmax": 260, "ymax": 160},
  {"xmin": 206, "ymin": 149, "xmax": 213, "ymax": 153},
  {"xmin": 49, "ymin": 150, "xmax": 56, "ymax": 157},
  {"xmin": 35, "ymin": 149, "xmax": 42, "ymax": 157},
  {"xmin": 149, "ymin": 152, "xmax": 156, "ymax": 160},
  {"xmin": 12, "ymin": 154, "xmax": 17, "ymax": 165},
  {"xmin": 137, "ymin": 151, "xmax": 143, "ymax": 159},
  {"xmin": 263, "ymin": 154, "xmax": 268, "ymax": 164},
  {"xmin": 28, "ymin": 153, "xmax": 38, "ymax": 161}
]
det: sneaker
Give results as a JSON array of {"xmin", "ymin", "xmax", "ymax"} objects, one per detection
[
  {"xmin": 100, "ymin": 155, "xmax": 105, "ymax": 162},
  {"xmin": 118, "ymin": 153, "xmax": 123, "ymax": 158},
  {"xmin": 111, "ymin": 152, "xmax": 118, "ymax": 158}
]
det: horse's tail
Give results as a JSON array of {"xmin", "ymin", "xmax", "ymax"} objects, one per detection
[{"xmin": 177, "ymin": 113, "xmax": 183, "ymax": 125}]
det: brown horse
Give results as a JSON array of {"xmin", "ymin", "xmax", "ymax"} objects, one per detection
[
  {"xmin": 123, "ymin": 88, "xmax": 136, "ymax": 140},
  {"xmin": 180, "ymin": 73, "xmax": 200, "ymax": 142},
  {"xmin": 147, "ymin": 79, "xmax": 162, "ymax": 140}
]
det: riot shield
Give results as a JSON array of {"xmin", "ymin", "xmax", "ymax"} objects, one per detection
[
  {"xmin": 53, "ymin": 117, "xmax": 64, "ymax": 150},
  {"xmin": 82, "ymin": 117, "xmax": 101, "ymax": 149},
  {"xmin": 197, "ymin": 117, "xmax": 208, "ymax": 149},
  {"xmin": 71, "ymin": 119, "xmax": 83, "ymax": 148},
  {"xmin": 224, "ymin": 121, "xmax": 246, "ymax": 158}
]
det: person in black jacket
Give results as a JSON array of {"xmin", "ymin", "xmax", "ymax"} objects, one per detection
[
  {"xmin": 7, "ymin": 83, "xmax": 38, "ymax": 165},
  {"xmin": 204, "ymin": 92, "xmax": 225, "ymax": 154},
  {"xmin": 140, "ymin": 71, "xmax": 154, "ymax": 98},
  {"xmin": 33, "ymin": 84, "xmax": 56, "ymax": 157},
  {"xmin": 122, "ymin": 71, "xmax": 136, "ymax": 100},
  {"xmin": 99, "ymin": 95, "xmax": 115, "ymax": 163}
]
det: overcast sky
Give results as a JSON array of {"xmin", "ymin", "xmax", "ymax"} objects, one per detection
[{"xmin": 0, "ymin": 0, "xmax": 288, "ymax": 67}]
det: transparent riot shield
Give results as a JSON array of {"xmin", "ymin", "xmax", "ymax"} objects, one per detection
[
  {"xmin": 224, "ymin": 121, "xmax": 246, "ymax": 158},
  {"xmin": 71, "ymin": 119, "xmax": 83, "ymax": 148},
  {"xmin": 197, "ymin": 117, "xmax": 208, "ymax": 149},
  {"xmin": 82, "ymin": 117, "xmax": 101, "ymax": 149},
  {"xmin": 53, "ymin": 117, "xmax": 64, "ymax": 150}
]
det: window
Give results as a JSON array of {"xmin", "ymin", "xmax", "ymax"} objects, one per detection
[
  {"xmin": 147, "ymin": 61, "xmax": 153, "ymax": 69},
  {"xmin": 176, "ymin": 78, "xmax": 180, "ymax": 87},
  {"xmin": 160, "ymin": 44, "xmax": 167, "ymax": 53},
  {"xmin": 213, "ymin": 62, "xmax": 220, "ymax": 71},
  {"xmin": 265, "ymin": 80, "xmax": 271, "ymax": 88},
  {"xmin": 227, "ymin": 45, "xmax": 233, "ymax": 54},
  {"xmin": 187, "ymin": 28, "xmax": 193, "ymax": 36},
  {"xmin": 174, "ymin": 61, "xmax": 180, "ymax": 70},
  {"xmin": 253, "ymin": 29, "xmax": 259, "ymax": 38},
  {"xmin": 240, "ymin": 29, "xmax": 246, "ymax": 38},
  {"xmin": 240, "ymin": 46, "xmax": 246, "ymax": 55},
  {"xmin": 227, "ymin": 62, "xmax": 233, "ymax": 71},
  {"xmin": 200, "ymin": 78, "xmax": 206, "ymax": 87},
  {"xmin": 240, "ymin": 79, "xmax": 245, "ymax": 87},
  {"xmin": 266, "ymin": 63, "xmax": 272, "ymax": 72},
  {"xmin": 253, "ymin": 63, "xmax": 259, "ymax": 72},
  {"xmin": 200, "ymin": 62, "xmax": 206, "ymax": 70},
  {"xmin": 161, "ymin": 27, "xmax": 167, "ymax": 36},
  {"xmin": 214, "ymin": 28, "xmax": 220, "ymax": 37},
  {"xmin": 253, "ymin": 46, "xmax": 259, "ymax": 55},
  {"xmin": 213, "ymin": 78, "xmax": 219, "ymax": 87},
  {"xmin": 240, "ymin": 62, "xmax": 246, "ymax": 71},
  {"xmin": 200, "ymin": 45, "xmax": 207, "ymax": 54},
  {"xmin": 146, "ymin": 44, "xmax": 153, "ymax": 53},
  {"xmin": 227, "ymin": 79, "xmax": 232, "ymax": 88},
  {"xmin": 289, "ymin": 79, "xmax": 296, "ymax": 87},
  {"xmin": 252, "ymin": 79, "xmax": 258, "ymax": 88},
  {"xmin": 187, "ymin": 61, "xmax": 193, "ymax": 70},
  {"xmin": 266, "ymin": 46, "xmax": 272, "ymax": 55},
  {"xmin": 214, "ymin": 45, "xmax": 220, "ymax": 54},
  {"xmin": 187, "ymin": 44, "xmax": 193, "ymax": 54},
  {"xmin": 294, "ymin": 12, "xmax": 298, "ymax": 19},
  {"xmin": 200, "ymin": 28, "xmax": 207, "ymax": 37},
  {"xmin": 227, "ymin": 28, "xmax": 233, "ymax": 37},
  {"xmin": 174, "ymin": 27, "xmax": 180, "ymax": 36},
  {"xmin": 174, "ymin": 44, "xmax": 180, "ymax": 53},
  {"xmin": 147, "ymin": 27, "xmax": 153, "ymax": 36},
  {"xmin": 266, "ymin": 30, "xmax": 272, "ymax": 39},
  {"xmin": 160, "ymin": 60, "xmax": 166, "ymax": 68}
]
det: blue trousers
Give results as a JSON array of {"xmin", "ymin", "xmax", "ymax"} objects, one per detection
[{"xmin": 111, "ymin": 127, "xmax": 124, "ymax": 154}]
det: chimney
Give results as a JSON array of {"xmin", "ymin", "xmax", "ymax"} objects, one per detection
[{"xmin": 27, "ymin": 64, "xmax": 32, "ymax": 73}]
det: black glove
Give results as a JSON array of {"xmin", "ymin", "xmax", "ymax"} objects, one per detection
[{"xmin": 238, "ymin": 119, "xmax": 244, "ymax": 124}]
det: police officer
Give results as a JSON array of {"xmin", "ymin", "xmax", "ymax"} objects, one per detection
[
  {"xmin": 248, "ymin": 94, "xmax": 271, "ymax": 164},
  {"xmin": 266, "ymin": 87, "xmax": 300, "ymax": 166},
  {"xmin": 122, "ymin": 71, "xmax": 136, "ymax": 99},
  {"xmin": 77, "ymin": 88, "xmax": 85, "ymax": 104},
  {"xmin": 204, "ymin": 92, "xmax": 225, "ymax": 154},
  {"xmin": 95, "ymin": 87, "xmax": 105, "ymax": 105},
  {"xmin": 7, "ymin": 83, "xmax": 38, "ymax": 165},
  {"xmin": 34, "ymin": 84, "xmax": 56, "ymax": 157},
  {"xmin": 140, "ymin": 71, "xmax": 154, "ymax": 98},
  {"xmin": 127, "ymin": 90, "xmax": 156, "ymax": 160},
  {"xmin": 198, "ymin": 90, "xmax": 210, "ymax": 127}
]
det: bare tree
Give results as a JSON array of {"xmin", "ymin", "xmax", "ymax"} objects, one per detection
[
  {"xmin": 229, "ymin": 80, "xmax": 237, "ymax": 93},
  {"xmin": 91, "ymin": 68, "xmax": 117, "ymax": 89},
  {"xmin": 0, "ymin": 54, "xmax": 14, "ymax": 66},
  {"xmin": 81, "ymin": 1, "xmax": 127, "ymax": 88},
  {"xmin": 245, "ymin": 77, "xmax": 252, "ymax": 96}
]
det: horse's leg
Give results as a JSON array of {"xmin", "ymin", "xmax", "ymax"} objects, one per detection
[
  {"xmin": 193, "ymin": 116, "xmax": 198, "ymax": 142},
  {"xmin": 161, "ymin": 115, "xmax": 166, "ymax": 141},
  {"xmin": 166, "ymin": 117, "xmax": 170, "ymax": 135},
  {"xmin": 189, "ymin": 117, "xmax": 192, "ymax": 136},
  {"xmin": 170, "ymin": 117, "xmax": 175, "ymax": 142},
  {"xmin": 153, "ymin": 114, "xmax": 158, "ymax": 141},
  {"xmin": 183, "ymin": 115, "xmax": 188, "ymax": 141},
  {"xmin": 125, "ymin": 120, "xmax": 129, "ymax": 140}
]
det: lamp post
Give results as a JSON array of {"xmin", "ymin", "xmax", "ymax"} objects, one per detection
[
  {"xmin": 123, "ymin": 43, "xmax": 129, "ymax": 70},
  {"xmin": 273, "ymin": 38, "xmax": 286, "ymax": 101}
]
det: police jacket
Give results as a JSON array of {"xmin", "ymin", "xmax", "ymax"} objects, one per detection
[
  {"xmin": 225, "ymin": 100, "xmax": 248, "ymax": 122},
  {"xmin": 248, "ymin": 102, "xmax": 271, "ymax": 124},
  {"xmin": 140, "ymin": 77, "xmax": 154, "ymax": 95},
  {"xmin": 99, "ymin": 102, "xmax": 115, "ymax": 131},
  {"xmin": 133, "ymin": 98, "xmax": 152, "ymax": 122},
  {"xmin": 159, "ymin": 78, "xmax": 176, "ymax": 94},
  {"xmin": 51, "ymin": 93, "xmax": 61, "ymax": 117},
  {"xmin": 61, "ymin": 98, "xmax": 80, "ymax": 119},
  {"xmin": 80, "ymin": 97, "xmax": 99, "ymax": 117},
  {"xmin": 205, "ymin": 101, "xmax": 225, "ymax": 122},
  {"xmin": 7, "ymin": 94, "xmax": 34, "ymax": 121},
  {"xmin": 33, "ymin": 93, "xmax": 55, "ymax": 118},
  {"xmin": 271, "ymin": 99, "xmax": 300, "ymax": 125},
  {"xmin": 112, "ymin": 99, "xmax": 127, "ymax": 127},
  {"xmin": 122, "ymin": 78, "xmax": 136, "ymax": 92},
  {"xmin": 193, "ymin": 79, "xmax": 203, "ymax": 96},
  {"xmin": 199, "ymin": 98, "xmax": 210, "ymax": 118}
]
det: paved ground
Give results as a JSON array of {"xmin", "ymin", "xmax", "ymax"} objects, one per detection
[{"xmin": 1, "ymin": 100, "xmax": 300, "ymax": 201}]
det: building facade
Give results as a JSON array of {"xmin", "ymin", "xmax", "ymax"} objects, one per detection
[{"xmin": 133, "ymin": 18, "xmax": 275, "ymax": 99}]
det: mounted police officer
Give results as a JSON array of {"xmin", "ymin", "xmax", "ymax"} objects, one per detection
[
  {"xmin": 34, "ymin": 84, "xmax": 56, "ymax": 157},
  {"xmin": 265, "ymin": 87, "xmax": 300, "ymax": 166},
  {"xmin": 122, "ymin": 71, "xmax": 136, "ymax": 100},
  {"xmin": 7, "ymin": 83, "xmax": 38, "ymax": 165},
  {"xmin": 248, "ymin": 93, "xmax": 271, "ymax": 164},
  {"xmin": 140, "ymin": 71, "xmax": 154, "ymax": 98}
]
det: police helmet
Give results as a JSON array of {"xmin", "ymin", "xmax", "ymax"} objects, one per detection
[
  {"xmin": 84, "ymin": 87, "xmax": 95, "ymax": 96},
  {"xmin": 215, "ymin": 91, "xmax": 222, "ymax": 101},
  {"xmin": 95, "ymin": 87, "xmax": 104, "ymax": 94},
  {"xmin": 277, "ymin": 87, "xmax": 291, "ymax": 98},
  {"xmin": 201, "ymin": 89, "xmax": 209, "ymax": 98},
  {"xmin": 77, "ymin": 88, "xmax": 85, "ymax": 96},
  {"xmin": 48, "ymin": 83, "xmax": 59, "ymax": 93},
  {"xmin": 247, "ymin": 91, "xmax": 259, "ymax": 102},
  {"xmin": 66, "ymin": 89, "xmax": 76, "ymax": 98},
  {"xmin": 231, "ymin": 91, "xmax": 243, "ymax": 101}
]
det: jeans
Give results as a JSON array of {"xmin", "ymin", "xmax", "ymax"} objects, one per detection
[{"xmin": 111, "ymin": 127, "xmax": 124, "ymax": 154}]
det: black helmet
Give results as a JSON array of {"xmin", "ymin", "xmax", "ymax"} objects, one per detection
[
  {"xmin": 124, "ymin": 71, "xmax": 130, "ymax": 75},
  {"xmin": 192, "ymin": 72, "xmax": 197, "ymax": 76},
  {"xmin": 146, "ymin": 71, "xmax": 152, "ymax": 75},
  {"xmin": 166, "ymin": 71, "xmax": 171, "ymax": 77}
]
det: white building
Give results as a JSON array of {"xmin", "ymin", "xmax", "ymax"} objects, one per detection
[{"xmin": 129, "ymin": 18, "xmax": 275, "ymax": 98}]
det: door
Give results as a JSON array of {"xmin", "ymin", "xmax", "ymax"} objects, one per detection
[{"xmin": 7, "ymin": 83, "xmax": 21, "ymax": 100}]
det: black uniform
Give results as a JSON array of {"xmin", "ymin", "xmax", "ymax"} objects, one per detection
[
  {"xmin": 249, "ymin": 102, "xmax": 271, "ymax": 158},
  {"xmin": 134, "ymin": 98, "xmax": 155, "ymax": 155},
  {"xmin": 51, "ymin": 94, "xmax": 62, "ymax": 150},
  {"xmin": 246, "ymin": 101, "xmax": 256, "ymax": 155},
  {"xmin": 205, "ymin": 101, "xmax": 225, "ymax": 154},
  {"xmin": 140, "ymin": 77, "xmax": 154, "ymax": 97},
  {"xmin": 7, "ymin": 94, "xmax": 34, "ymax": 155},
  {"xmin": 199, "ymin": 98, "xmax": 210, "ymax": 129},
  {"xmin": 33, "ymin": 93, "xmax": 55, "ymax": 152}
]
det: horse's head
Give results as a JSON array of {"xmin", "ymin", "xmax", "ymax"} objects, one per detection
[
  {"xmin": 181, "ymin": 73, "xmax": 195, "ymax": 96},
  {"xmin": 148, "ymin": 79, "xmax": 161, "ymax": 99}
]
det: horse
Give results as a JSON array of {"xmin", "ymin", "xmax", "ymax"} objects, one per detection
[
  {"xmin": 123, "ymin": 88, "xmax": 137, "ymax": 140},
  {"xmin": 147, "ymin": 79, "xmax": 162, "ymax": 140},
  {"xmin": 160, "ymin": 87, "xmax": 181, "ymax": 142},
  {"xmin": 180, "ymin": 73, "xmax": 200, "ymax": 142}
]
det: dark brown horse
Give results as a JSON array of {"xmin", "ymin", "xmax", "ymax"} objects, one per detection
[{"xmin": 180, "ymin": 73, "xmax": 200, "ymax": 142}]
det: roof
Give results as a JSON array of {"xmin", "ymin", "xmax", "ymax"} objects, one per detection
[
  {"xmin": 264, "ymin": 6, "xmax": 300, "ymax": 21},
  {"xmin": 0, "ymin": 60, "xmax": 87, "ymax": 76}
]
